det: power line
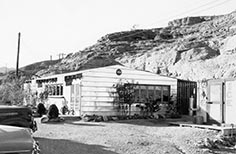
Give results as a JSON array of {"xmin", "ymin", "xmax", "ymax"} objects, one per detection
[
  {"xmin": 183, "ymin": 0, "xmax": 233, "ymax": 16},
  {"xmin": 146, "ymin": 0, "xmax": 226, "ymax": 27},
  {"xmin": 16, "ymin": 0, "xmax": 233, "ymax": 61}
]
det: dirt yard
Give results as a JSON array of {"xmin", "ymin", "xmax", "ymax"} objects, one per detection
[{"xmin": 33, "ymin": 118, "xmax": 235, "ymax": 154}]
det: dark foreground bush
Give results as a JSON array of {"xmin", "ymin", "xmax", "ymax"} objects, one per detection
[
  {"xmin": 47, "ymin": 104, "xmax": 59, "ymax": 119},
  {"xmin": 37, "ymin": 103, "xmax": 46, "ymax": 117}
]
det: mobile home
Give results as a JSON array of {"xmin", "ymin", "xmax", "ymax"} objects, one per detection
[{"xmin": 26, "ymin": 65, "xmax": 180, "ymax": 116}]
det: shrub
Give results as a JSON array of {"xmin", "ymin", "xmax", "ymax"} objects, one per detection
[
  {"xmin": 61, "ymin": 105, "xmax": 69, "ymax": 115},
  {"xmin": 47, "ymin": 104, "xmax": 59, "ymax": 119},
  {"xmin": 37, "ymin": 103, "xmax": 46, "ymax": 117},
  {"xmin": 113, "ymin": 81, "xmax": 137, "ymax": 116},
  {"xmin": 0, "ymin": 78, "xmax": 25, "ymax": 105}
]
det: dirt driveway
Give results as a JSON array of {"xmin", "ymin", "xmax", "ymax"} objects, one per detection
[{"xmin": 33, "ymin": 118, "xmax": 235, "ymax": 154}]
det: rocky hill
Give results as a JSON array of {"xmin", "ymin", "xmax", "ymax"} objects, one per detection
[
  {"xmin": 0, "ymin": 67, "xmax": 14, "ymax": 74},
  {"xmin": 21, "ymin": 59, "xmax": 61, "ymax": 76},
  {"xmin": 35, "ymin": 11, "xmax": 236, "ymax": 81},
  {"xmin": 0, "ymin": 60, "xmax": 61, "ymax": 83}
]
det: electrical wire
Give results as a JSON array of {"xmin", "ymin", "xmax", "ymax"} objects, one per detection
[
  {"xmin": 146, "ymin": 0, "xmax": 228, "ymax": 27},
  {"xmin": 102, "ymin": 0, "xmax": 233, "ymax": 42}
]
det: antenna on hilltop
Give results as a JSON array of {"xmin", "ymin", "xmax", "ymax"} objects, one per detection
[{"xmin": 57, "ymin": 53, "xmax": 66, "ymax": 60}]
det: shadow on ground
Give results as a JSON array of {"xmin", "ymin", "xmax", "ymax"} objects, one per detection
[{"xmin": 36, "ymin": 137, "xmax": 118, "ymax": 154}]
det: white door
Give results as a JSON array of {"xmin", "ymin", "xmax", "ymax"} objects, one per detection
[
  {"xmin": 70, "ymin": 85, "xmax": 75, "ymax": 111},
  {"xmin": 207, "ymin": 80, "xmax": 224, "ymax": 124},
  {"xmin": 70, "ymin": 83, "xmax": 81, "ymax": 115},
  {"xmin": 225, "ymin": 80, "xmax": 236, "ymax": 124}
]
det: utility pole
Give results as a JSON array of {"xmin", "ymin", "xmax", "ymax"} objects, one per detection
[{"xmin": 16, "ymin": 32, "xmax": 21, "ymax": 78}]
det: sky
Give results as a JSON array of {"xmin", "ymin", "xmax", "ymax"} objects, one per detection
[{"xmin": 0, "ymin": 0, "xmax": 235, "ymax": 68}]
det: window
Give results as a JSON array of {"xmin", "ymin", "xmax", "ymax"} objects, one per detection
[
  {"xmin": 134, "ymin": 86, "xmax": 140, "ymax": 102},
  {"xmin": 45, "ymin": 84, "xmax": 63, "ymax": 96},
  {"xmin": 70, "ymin": 85, "xmax": 75, "ymax": 103},
  {"xmin": 210, "ymin": 85, "xmax": 221, "ymax": 102},
  {"xmin": 134, "ymin": 84, "xmax": 170, "ymax": 104},
  {"xmin": 147, "ymin": 86, "xmax": 155, "ymax": 101},
  {"xmin": 155, "ymin": 86, "xmax": 162, "ymax": 102},
  {"xmin": 162, "ymin": 86, "xmax": 170, "ymax": 103},
  {"xmin": 38, "ymin": 83, "xmax": 42, "ymax": 88},
  {"xmin": 70, "ymin": 85, "xmax": 75, "ymax": 110},
  {"xmin": 37, "ymin": 78, "xmax": 57, "ymax": 87},
  {"xmin": 140, "ymin": 86, "xmax": 147, "ymax": 102}
]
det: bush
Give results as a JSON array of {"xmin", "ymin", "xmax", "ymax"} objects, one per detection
[
  {"xmin": 37, "ymin": 103, "xmax": 46, "ymax": 117},
  {"xmin": 0, "ymin": 79, "xmax": 25, "ymax": 105},
  {"xmin": 61, "ymin": 105, "xmax": 69, "ymax": 115},
  {"xmin": 47, "ymin": 104, "xmax": 59, "ymax": 119}
]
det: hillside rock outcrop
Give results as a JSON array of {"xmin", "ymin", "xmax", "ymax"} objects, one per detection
[
  {"xmin": 168, "ymin": 16, "xmax": 216, "ymax": 27},
  {"xmin": 31, "ymin": 10, "xmax": 236, "ymax": 81},
  {"xmin": 98, "ymin": 29, "xmax": 158, "ymax": 42}
]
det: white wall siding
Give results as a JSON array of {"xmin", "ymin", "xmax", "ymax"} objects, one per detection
[
  {"xmin": 79, "ymin": 65, "xmax": 177, "ymax": 116},
  {"xmin": 29, "ymin": 65, "xmax": 178, "ymax": 116}
]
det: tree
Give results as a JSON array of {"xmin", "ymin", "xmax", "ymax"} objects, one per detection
[
  {"xmin": 24, "ymin": 83, "xmax": 37, "ymax": 106},
  {"xmin": 38, "ymin": 90, "xmax": 49, "ymax": 103},
  {"xmin": 113, "ymin": 81, "xmax": 137, "ymax": 116},
  {"xmin": 0, "ymin": 78, "xmax": 25, "ymax": 105}
]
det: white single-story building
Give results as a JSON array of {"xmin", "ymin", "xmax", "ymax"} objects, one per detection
[{"xmin": 25, "ymin": 65, "xmax": 182, "ymax": 116}]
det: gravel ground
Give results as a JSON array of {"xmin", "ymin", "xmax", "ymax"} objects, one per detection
[{"xmin": 33, "ymin": 118, "xmax": 236, "ymax": 154}]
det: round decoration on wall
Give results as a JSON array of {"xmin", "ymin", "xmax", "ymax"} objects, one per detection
[{"xmin": 116, "ymin": 69, "xmax": 122, "ymax": 76}]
